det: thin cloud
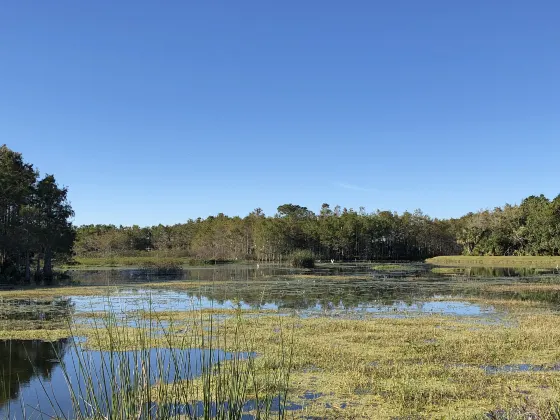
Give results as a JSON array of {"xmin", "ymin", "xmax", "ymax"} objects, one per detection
[{"xmin": 334, "ymin": 182, "xmax": 376, "ymax": 192}]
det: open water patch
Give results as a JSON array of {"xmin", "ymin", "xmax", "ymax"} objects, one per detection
[{"xmin": 0, "ymin": 338, "xmax": 254, "ymax": 419}]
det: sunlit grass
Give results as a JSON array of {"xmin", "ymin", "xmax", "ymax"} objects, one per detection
[
  {"xmin": 54, "ymin": 310, "xmax": 560, "ymax": 418},
  {"xmin": 6, "ymin": 270, "xmax": 560, "ymax": 417},
  {"xmin": 427, "ymin": 256, "xmax": 560, "ymax": 268}
]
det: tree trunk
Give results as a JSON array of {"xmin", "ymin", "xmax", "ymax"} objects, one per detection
[
  {"xmin": 35, "ymin": 253, "xmax": 42, "ymax": 284},
  {"xmin": 44, "ymin": 247, "xmax": 53, "ymax": 283},
  {"xmin": 25, "ymin": 250, "xmax": 31, "ymax": 283}
]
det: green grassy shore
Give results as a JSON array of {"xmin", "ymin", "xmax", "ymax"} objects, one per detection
[{"xmin": 426, "ymin": 255, "xmax": 560, "ymax": 268}]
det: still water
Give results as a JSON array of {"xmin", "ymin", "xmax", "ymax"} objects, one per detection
[
  {"xmin": 1, "ymin": 262, "xmax": 560, "ymax": 417},
  {"xmin": 0, "ymin": 339, "xmax": 254, "ymax": 419}
]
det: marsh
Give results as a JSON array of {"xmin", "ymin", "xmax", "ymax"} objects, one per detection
[{"xmin": 2, "ymin": 262, "xmax": 560, "ymax": 419}]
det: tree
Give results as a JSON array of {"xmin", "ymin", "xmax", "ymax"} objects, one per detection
[
  {"xmin": 0, "ymin": 146, "xmax": 75, "ymax": 283},
  {"xmin": 35, "ymin": 175, "xmax": 75, "ymax": 281}
]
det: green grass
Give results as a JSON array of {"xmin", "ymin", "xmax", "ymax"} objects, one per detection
[
  {"xmin": 3, "ymin": 307, "xmax": 294, "ymax": 419},
  {"xmin": 426, "ymin": 255, "xmax": 560, "ymax": 268},
  {"xmin": 372, "ymin": 264, "xmax": 412, "ymax": 271},
  {"xmin": 73, "ymin": 309, "xmax": 560, "ymax": 419},
  {"xmin": 63, "ymin": 256, "xmax": 244, "ymax": 269},
  {"xmin": 8, "ymin": 272, "xmax": 560, "ymax": 418},
  {"xmin": 6, "ymin": 300, "xmax": 560, "ymax": 418}
]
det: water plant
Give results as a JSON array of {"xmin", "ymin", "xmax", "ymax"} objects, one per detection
[
  {"xmin": 1, "ymin": 304, "xmax": 295, "ymax": 419},
  {"xmin": 289, "ymin": 251, "xmax": 315, "ymax": 269}
]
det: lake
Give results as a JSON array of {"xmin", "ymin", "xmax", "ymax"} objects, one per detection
[{"xmin": 1, "ymin": 262, "xmax": 560, "ymax": 418}]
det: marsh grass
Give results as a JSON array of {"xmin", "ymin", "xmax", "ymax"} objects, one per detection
[
  {"xmin": 371, "ymin": 264, "xmax": 413, "ymax": 271},
  {"xmin": 289, "ymin": 251, "xmax": 315, "ymax": 269},
  {"xmin": 7, "ymin": 273, "xmax": 560, "ymax": 418},
  {"xmin": 67, "ymin": 256, "xmax": 241, "ymax": 270},
  {"xmin": 63, "ymin": 310, "xmax": 560, "ymax": 418},
  {"xmin": 7, "ymin": 304, "xmax": 295, "ymax": 420},
  {"xmin": 427, "ymin": 256, "xmax": 560, "ymax": 268}
]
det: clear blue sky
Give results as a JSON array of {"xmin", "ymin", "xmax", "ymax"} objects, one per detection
[{"xmin": 2, "ymin": 1, "xmax": 559, "ymax": 226}]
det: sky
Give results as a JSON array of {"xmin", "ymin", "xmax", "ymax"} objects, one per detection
[{"xmin": 2, "ymin": 1, "xmax": 559, "ymax": 226}]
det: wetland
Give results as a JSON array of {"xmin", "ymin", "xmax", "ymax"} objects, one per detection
[{"xmin": 2, "ymin": 262, "xmax": 560, "ymax": 418}]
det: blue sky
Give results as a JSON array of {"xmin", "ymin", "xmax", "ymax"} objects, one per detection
[{"xmin": 2, "ymin": 1, "xmax": 559, "ymax": 226}]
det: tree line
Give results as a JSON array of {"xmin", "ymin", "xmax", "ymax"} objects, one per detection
[
  {"xmin": 76, "ymin": 203, "xmax": 462, "ymax": 262},
  {"xmin": 0, "ymin": 145, "xmax": 74, "ymax": 283},
  {"xmin": 457, "ymin": 195, "xmax": 560, "ymax": 256},
  {"xmin": 3, "ymin": 145, "xmax": 560, "ymax": 284},
  {"xmin": 76, "ymin": 198, "xmax": 560, "ymax": 262}
]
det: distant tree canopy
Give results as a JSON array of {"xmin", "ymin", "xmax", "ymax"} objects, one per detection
[
  {"xmin": 0, "ymin": 145, "xmax": 74, "ymax": 283},
  {"xmin": 74, "ymin": 195, "xmax": 560, "ymax": 262},
  {"xmin": 3, "ymin": 146, "xmax": 559, "ymax": 285},
  {"xmin": 457, "ymin": 195, "xmax": 560, "ymax": 256},
  {"xmin": 75, "ymin": 206, "xmax": 462, "ymax": 262}
]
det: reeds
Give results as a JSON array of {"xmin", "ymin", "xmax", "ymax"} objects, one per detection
[{"xmin": 5, "ymin": 303, "xmax": 294, "ymax": 419}]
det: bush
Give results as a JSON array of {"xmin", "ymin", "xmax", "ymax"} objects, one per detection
[{"xmin": 289, "ymin": 250, "xmax": 315, "ymax": 268}]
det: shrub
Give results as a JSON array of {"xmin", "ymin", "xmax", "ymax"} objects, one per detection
[{"xmin": 289, "ymin": 250, "xmax": 315, "ymax": 268}]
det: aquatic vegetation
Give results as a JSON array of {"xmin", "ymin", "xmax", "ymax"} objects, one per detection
[
  {"xmin": 68, "ymin": 256, "xmax": 187, "ymax": 269},
  {"xmin": 74, "ymin": 311, "xmax": 560, "ymax": 419},
  {"xmin": 427, "ymin": 256, "xmax": 560, "ymax": 268},
  {"xmin": 371, "ymin": 264, "xmax": 413, "ymax": 271},
  {"xmin": 1, "ymin": 309, "xmax": 294, "ymax": 419},
  {"xmin": 3, "ymin": 263, "xmax": 560, "ymax": 418},
  {"xmin": 289, "ymin": 250, "xmax": 315, "ymax": 269}
]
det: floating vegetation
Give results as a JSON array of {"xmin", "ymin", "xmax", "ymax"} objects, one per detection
[{"xmin": 3, "ymin": 263, "xmax": 560, "ymax": 418}]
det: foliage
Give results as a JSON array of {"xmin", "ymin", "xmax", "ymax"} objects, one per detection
[
  {"xmin": 289, "ymin": 250, "xmax": 315, "ymax": 268},
  {"xmin": 74, "ymin": 206, "xmax": 462, "ymax": 262},
  {"xmin": 456, "ymin": 195, "xmax": 560, "ymax": 256},
  {"xmin": 0, "ymin": 145, "xmax": 74, "ymax": 284}
]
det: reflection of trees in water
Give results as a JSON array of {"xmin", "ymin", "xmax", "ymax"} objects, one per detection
[
  {"xmin": 186, "ymin": 280, "xmax": 453, "ymax": 310},
  {"xmin": 0, "ymin": 339, "xmax": 68, "ymax": 407},
  {"xmin": 68, "ymin": 265, "xmax": 560, "ymax": 310},
  {"xmin": 68, "ymin": 266, "xmax": 293, "ymax": 285},
  {"xmin": 0, "ymin": 298, "xmax": 74, "ymax": 321},
  {"xmin": 462, "ymin": 267, "xmax": 550, "ymax": 277}
]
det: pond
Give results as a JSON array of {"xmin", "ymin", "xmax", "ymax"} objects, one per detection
[
  {"xmin": 0, "ymin": 339, "xmax": 256, "ymax": 419},
  {"xmin": 2, "ymin": 262, "xmax": 560, "ymax": 418},
  {"xmin": 48, "ymin": 262, "xmax": 560, "ymax": 319}
]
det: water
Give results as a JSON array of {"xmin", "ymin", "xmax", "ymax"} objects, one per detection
[
  {"xmin": 7, "ymin": 262, "xmax": 560, "ymax": 322},
  {"xmin": 4, "ymin": 262, "xmax": 560, "ymax": 416},
  {"xmin": 0, "ymin": 339, "xmax": 253, "ymax": 419}
]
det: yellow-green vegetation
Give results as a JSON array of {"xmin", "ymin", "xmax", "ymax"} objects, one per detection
[
  {"xmin": 427, "ymin": 255, "xmax": 560, "ymax": 268},
  {"xmin": 486, "ymin": 284, "xmax": 560, "ymax": 293},
  {"xmin": 372, "ymin": 264, "xmax": 411, "ymax": 271},
  {"xmin": 64, "ymin": 256, "xmax": 242, "ymax": 269},
  {"xmin": 65, "ymin": 256, "xmax": 187, "ymax": 269},
  {"xmin": 431, "ymin": 266, "xmax": 465, "ymax": 274},
  {"xmin": 6, "ymin": 275, "xmax": 560, "ymax": 418},
  {"xmin": 0, "ymin": 285, "xmax": 122, "ymax": 298},
  {"xmin": 7, "ymin": 307, "xmax": 558, "ymax": 419},
  {"xmin": 0, "ymin": 280, "xmax": 218, "ymax": 299}
]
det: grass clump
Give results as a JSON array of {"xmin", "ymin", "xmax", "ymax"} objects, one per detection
[
  {"xmin": 5, "ymin": 307, "xmax": 295, "ymax": 419},
  {"xmin": 289, "ymin": 250, "xmax": 315, "ymax": 269}
]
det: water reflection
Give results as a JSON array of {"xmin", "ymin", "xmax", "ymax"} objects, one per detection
[
  {"xmin": 0, "ymin": 297, "xmax": 74, "ymax": 321},
  {"xmin": 0, "ymin": 339, "xmax": 68, "ymax": 408},
  {"xmin": 0, "ymin": 339, "xmax": 253, "ymax": 419},
  {"xmin": 434, "ymin": 266, "xmax": 557, "ymax": 277},
  {"xmin": 67, "ymin": 265, "xmax": 298, "ymax": 286},
  {"xmin": 36, "ymin": 263, "xmax": 560, "ymax": 319}
]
